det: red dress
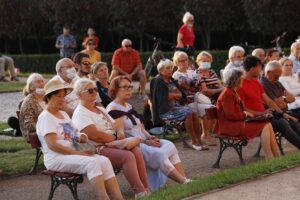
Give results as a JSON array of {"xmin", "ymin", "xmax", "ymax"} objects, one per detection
[{"xmin": 214, "ymin": 87, "xmax": 266, "ymax": 140}]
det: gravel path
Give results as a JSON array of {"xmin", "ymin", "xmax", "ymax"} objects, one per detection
[{"xmin": 0, "ymin": 92, "xmax": 23, "ymax": 122}]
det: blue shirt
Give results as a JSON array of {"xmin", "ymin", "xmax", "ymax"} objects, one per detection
[{"xmin": 56, "ymin": 34, "xmax": 77, "ymax": 58}]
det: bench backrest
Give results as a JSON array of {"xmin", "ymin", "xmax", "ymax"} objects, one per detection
[
  {"xmin": 28, "ymin": 133, "xmax": 41, "ymax": 149},
  {"xmin": 205, "ymin": 107, "xmax": 217, "ymax": 120}
]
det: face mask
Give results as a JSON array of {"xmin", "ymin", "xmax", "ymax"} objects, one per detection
[
  {"xmin": 65, "ymin": 68, "xmax": 76, "ymax": 80},
  {"xmin": 35, "ymin": 88, "xmax": 45, "ymax": 95},
  {"xmin": 233, "ymin": 60, "xmax": 243, "ymax": 67},
  {"xmin": 186, "ymin": 23, "xmax": 193, "ymax": 28},
  {"xmin": 201, "ymin": 62, "xmax": 211, "ymax": 69}
]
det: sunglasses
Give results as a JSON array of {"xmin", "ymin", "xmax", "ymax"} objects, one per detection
[
  {"xmin": 81, "ymin": 62, "xmax": 91, "ymax": 66},
  {"xmin": 83, "ymin": 87, "xmax": 97, "ymax": 94},
  {"xmin": 124, "ymin": 45, "xmax": 132, "ymax": 48},
  {"xmin": 119, "ymin": 85, "xmax": 133, "ymax": 90},
  {"xmin": 88, "ymin": 43, "xmax": 95, "ymax": 46}
]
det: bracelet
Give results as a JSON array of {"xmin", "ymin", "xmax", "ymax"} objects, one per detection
[{"xmin": 113, "ymin": 131, "xmax": 119, "ymax": 140}]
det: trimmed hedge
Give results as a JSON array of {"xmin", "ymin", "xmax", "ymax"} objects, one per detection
[{"xmin": 10, "ymin": 50, "xmax": 228, "ymax": 75}]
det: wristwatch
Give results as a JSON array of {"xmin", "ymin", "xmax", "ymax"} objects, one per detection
[{"xmin": 113, "ymin": 130, "xmax": 119, "ymax": 140}]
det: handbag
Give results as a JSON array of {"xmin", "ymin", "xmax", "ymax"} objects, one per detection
[
  {"xmin": 73, "ymin": 140, "xmax": 97, "ymax": 154},
  {"xmin": 245, "ymin": 113, "xmax": 273, "ymax": 122},
  {"xmin": 105, "ymin": 137, "xmax": 141, "ymax": 150},
  {"xmin": 195, "ymin": 92, "xmax": 212, "ymax": 104}
]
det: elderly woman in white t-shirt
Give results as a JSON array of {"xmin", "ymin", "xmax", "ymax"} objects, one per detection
[
  {"xmin": 36, "ymin": 79, "xmax": 123, "ymax": 200},
  {"xmin": 72, "ymin": 78, "xmax": 150, "ymax": 199}
]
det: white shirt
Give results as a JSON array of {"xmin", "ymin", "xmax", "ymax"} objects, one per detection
[
  {"xmin": 289, "ymin": 55, "xmax": 300, "ymax": 74},
  {"xmin": 223, "ymin": 62, "xmax": 244, "ymax": 80},
  {"xmin": 279, "ymin": 76, "xmax": 300, "ymax": 110},
  {"xmin": 72, "ymin": 104, "xmax": 115, "ymax": 146},
  {"xmin": 51, "ymin": 74, "xmax": 80, "ymax": 110},
  {"xmin": 36, "ymin": 110, "xmax": 74, "ymax": 167}
]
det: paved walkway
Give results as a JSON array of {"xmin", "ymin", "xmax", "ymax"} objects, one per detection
[{"xmin": 190, "ymin": 166, "xmax": 300, "ymax": 200}]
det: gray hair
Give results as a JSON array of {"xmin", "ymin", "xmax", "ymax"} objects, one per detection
[
  {"xmin": 196, "ymin": 51, "xmax": 213, "ymax": 63},
  {"xmin": 228, "ymin": 46, "xmax": 245, "ymax": 59},
  {"xmin": 73, "ymin": 78, "xmax": 96, "ymax": 96},
  {"xmin": 91, "ymin": 62, "xmax": 107, "ymax": 75},
  {"xmin": 157, "ymin": 59, "xmax": 173, "ymax": 73},
  {"xmin": 121, "ymin": 39, "xmax": 132, "ymax": 46},
  {"xmin": 182, "ymin": 12, "xmax": 194, "ymax": 24},
  {"xmin": 223, "ymin": 68, "xmax": 244, "ymax": 88},
  {"xmin": 279, "ymin": 57, "xmax": 292, "ymax": 66},
  {"xmin": 24, "ymin": 73, "xmax": 44, "ymax": 95},
  {"xmin": 264, "ymin": 60, "xmax": 282, "ymax": 75},
  {"xmin": 55, "ymin": 58, "xmax": 73, "ymax": 73},
  {"xmin": 173, "ymin": 51, "xmax": 188, "ymax": 65},
  {"xmin": 251, "ymin": 48, "xmax": 265, "ymax": 57}
]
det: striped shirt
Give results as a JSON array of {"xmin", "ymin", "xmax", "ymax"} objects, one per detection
[{"xmin": 195, "ymin": 69, "xmax": 220, "ymax": 89}]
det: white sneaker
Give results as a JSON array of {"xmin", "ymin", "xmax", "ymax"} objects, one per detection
[
  {"xmin": 183, "ymin": 178, "xmax": 192, "ymax": 184},
  {"xmin": 135, "ymin": 191, "xmax": 150, "ymax": 199}
]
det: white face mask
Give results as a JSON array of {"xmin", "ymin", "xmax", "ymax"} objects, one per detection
[
  {"xmin": 35, "ymin": 88, "xmax": 45, "ymax": 95},
  {"xmin": 201, "ymin": 62, "xmax": 211, "ymax": 69},
  {"xmin": 233, "ymin": 60, "xmax": 243, "ymax": 67},
  {"xmin": 186, "ymin": 23, "xmax": 193, "ymax": 28},
  {"xmin": 65, "ymin": 68, "xmax": 76, "ymax": 80}
]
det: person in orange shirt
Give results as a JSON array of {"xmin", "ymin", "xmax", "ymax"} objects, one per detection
[
  {"xmin": 81, "ymin": 39, "xmax": 101, "ymax": 64},
  {"xmin": 110, "ymin": 39, "xmax": 147, "ymax": 99}
]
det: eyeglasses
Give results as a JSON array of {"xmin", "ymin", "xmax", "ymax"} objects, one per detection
[
  {"xmin": 81, "ymin": 62, "xmax": 91, "ymax": 66},
  {"xmin": 178, "ymin": 58, "xmax": 188, "ymax": 63},
  {"xmin": 119, "ymin": 85, "xmax": 133, "ymax": 90},
  {"xmin": 82, "ymin": 87, "xmax": 97, "ymax": 94},
  {"xmin": 124, "ymin": 45, "xmax": 132, "ymax": 48},
  {"xmin": 88, "ymin": 43, "xmax": 95, "ymax": 46}
]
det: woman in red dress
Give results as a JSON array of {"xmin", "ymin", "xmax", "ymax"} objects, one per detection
[{"xmin": 215, "ymin": 69, "xmax": 281, "ymax": 159}]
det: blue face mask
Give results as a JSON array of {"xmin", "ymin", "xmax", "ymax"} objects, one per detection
[
  {"xmin": 233, "ymin": 60, "xmax": 243, "ymax": 67},
  {"xmin": 201, "ymin": 62, "xmax": 211, "ymax": 69}
]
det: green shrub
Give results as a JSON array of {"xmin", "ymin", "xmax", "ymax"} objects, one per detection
[{"xmin": 9, "ymin": 50, "xmax": 228, "ymax": 75}]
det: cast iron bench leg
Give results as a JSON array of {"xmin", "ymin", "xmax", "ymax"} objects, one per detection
[
  {"xmin": 28, "ymin": 148, "xmax": 42, "ymax": 175},
  {"xmin": 253, "ymin": 143, "xmax": 262, "ymax": 158},
  {"xmin": 211, "ymin": 138, "xmax": 227, "ymax": 168},
  {"xmin": 48, "ymin": 176, "xmax": 60, "ymax": 200},
  {"xmin": 233, "ymin": 141, "xmax": 246, "ymax": 165}
]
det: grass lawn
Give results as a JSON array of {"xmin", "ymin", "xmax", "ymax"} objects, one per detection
[
  {"xmin": 0, "ymin": 82, "xmax": 25, "ymax": 93},
  {"xmin": 142, "ymin": 152, "xmax": 300, "ymax": 200}
]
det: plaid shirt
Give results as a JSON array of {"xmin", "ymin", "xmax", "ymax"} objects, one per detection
[
  {"xmin": 112, "ymin": 48, "xmax": 142, "ymax": 74},
  {"xmin": 56, "ymin": 34, "xmax": 77, "ymax": 58}
]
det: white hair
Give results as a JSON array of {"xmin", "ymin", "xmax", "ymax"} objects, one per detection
[
  {"xmin": 291, "ymin": 42, "xmax": 300, "ymax": 51},
  {"xmin": 173, "ymin": 51, "xmax": 188, "ymax": 65},
  {"xmin": 55, "ymin": 58, "xmax": 73, "ymax": 73},
  {"xmin": 157, "ymin": 59, "xmax": 173, "ymax": 73},
  {"xmin": 73, "ymin": 78, "xmax": 96, "ymax": 96},
  {"xmin": 182, "ymin": 12, "xmax": 194, "ymax": 24},
  {"xmin": 121, "ymin": 39, "xmax": 132, "ymax": 46},
  {"xmin": 25, "ymin": 73, "xmax": 44, "ymax": 94},
  {"xmin": 264, "ymin": 60, "xmax": 282, "ymax": 75},
  {"xmin": 251, "ymin": 48, "xmax": 264, "ymax": 57},
  {"xmin": 228, "ymin": 46, "xmax": 245, "ymax": 59}
]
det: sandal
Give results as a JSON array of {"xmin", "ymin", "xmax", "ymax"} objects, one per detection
[{"xmin": 192, "ymin": 144, "xmax": 209, "ymax": 151}]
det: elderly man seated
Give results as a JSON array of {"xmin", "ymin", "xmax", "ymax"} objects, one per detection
[
  {"xmin": 50, "ymin": 58, "xmax": 80, "ymax": 116},
  {"xmin": 238, "ymin": 56, "xmax": 300, "ymax": 150},
  {"xmin": 0, "ymin": 54, "xmax": 19, "ymax": 82},
  {"xmin": 110, "ymin": 39, "xmax": 147, "ymax": 99},
  {"xmin": 261, "ymin": 60, "xmax": 300, "ymax": 119}
]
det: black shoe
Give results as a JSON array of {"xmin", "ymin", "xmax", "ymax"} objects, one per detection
[
  {"xmin": 11, "ymin": 76, "xmax": 19, "ymax": 81},
  {"xmin": 0, "ymin": 76, "xmax": 9, "ymax": 82}
]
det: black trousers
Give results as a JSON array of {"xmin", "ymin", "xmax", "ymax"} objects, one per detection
[{"xmin": 270, "ymin": 118, "xmax": 300, "ymax": 150}]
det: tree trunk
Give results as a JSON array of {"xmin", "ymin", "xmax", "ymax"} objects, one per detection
[
  {"xmin": 139, "ymin": 32, "xmax": 143, "ymax": 52},
  {"xmin": 18, "ymin": 36, "xmax": 24, "ymax": 54}
]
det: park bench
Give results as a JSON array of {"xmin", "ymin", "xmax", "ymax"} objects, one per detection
[
  {"xmin": 28, "ymin": 133, "xmax": 120, "ymax": 200},
  {"xmin": 205, "ymin": 107, "xmax": 284, "ymax": 168}
]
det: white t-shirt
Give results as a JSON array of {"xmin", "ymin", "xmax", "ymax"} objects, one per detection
[
  {"xmin": 72, "ymin": 104, "xmax": 115, "ymax": 146},
  {"xmin": 36, "ymin": 110, "xmax": 75, "ymax": 167},
  {"xmin": 172, "ymin": 70, "xmax": 196, "ymax": 86}
]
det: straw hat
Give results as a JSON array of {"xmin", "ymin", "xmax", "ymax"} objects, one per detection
[{"xmin": 44, "ymin": 79, "xmax": 73, "ymax": 96}]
